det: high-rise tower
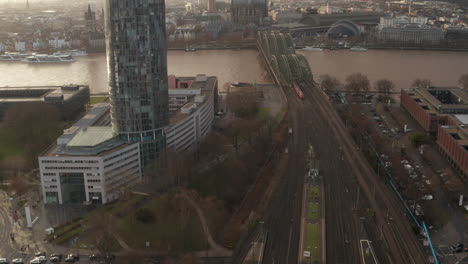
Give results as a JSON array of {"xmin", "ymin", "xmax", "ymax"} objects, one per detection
[{"xmin": 104, "ymin": 0, "xmax": 169, "ymax": 163}]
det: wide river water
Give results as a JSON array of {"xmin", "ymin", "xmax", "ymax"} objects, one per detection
[{"xmin": 0, "ymin": 49, "xmax": 467, "ymax": 93}]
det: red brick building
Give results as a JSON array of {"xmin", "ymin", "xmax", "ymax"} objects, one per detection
[
  {"xmin": 400, "ymin": 87, "xmax": 468, "ymax": 182},
  {"xmin": 437, "ymin": 116, "xmax": 468, "ymax": 182}
]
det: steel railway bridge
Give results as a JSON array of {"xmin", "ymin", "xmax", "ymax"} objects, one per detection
[{"xmin": 256, "ymin": 31, "xmax": 313, "ymax": 86}]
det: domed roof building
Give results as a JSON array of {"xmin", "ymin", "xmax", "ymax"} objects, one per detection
[
  {"xmin": 327, "ymin": 20, "xmax": 361, "ymax": 37},
  {"xmin": 231, "ymin": 0, "xmax": 268, "ymax": 25}
]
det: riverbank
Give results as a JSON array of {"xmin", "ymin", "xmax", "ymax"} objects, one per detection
[{"xmin": 296, "ymin": 45, "xmax": 468, "ymax": 52}]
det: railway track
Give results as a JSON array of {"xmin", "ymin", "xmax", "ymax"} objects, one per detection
[{"xmin": 300, "ymin": 81, "xmax": 427, "ymax": 264}]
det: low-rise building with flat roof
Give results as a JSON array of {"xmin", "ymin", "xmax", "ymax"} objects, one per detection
[
  {"xmin": 39, "ymin": 103, "xmax": 141, "ymax": 205},
  {"xmin": 400, "ymin": 86, "xmax": 468, "ymax": 135},
  {"xmin": 401, "ymin": 87, "xmax": 468, "ymax": 181},
  {"xmin": 165, "ymin": 74, "xmax": 218, "ymax": 152},
  {"xmin": 437, "ymin": 115, "xmax": 468, "ymax": 182},
  {"xmin": 0, "ymin": 85, "xmax": 89, "ymax": 120}
]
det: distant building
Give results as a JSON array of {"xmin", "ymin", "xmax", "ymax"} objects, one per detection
[
  {"xmin": 231, "ymin": 0, "xmax": 268, "ymax": 25},
  {"xmin": 39, "ymin": 103, "xmax": 142, "ymax": 205},
  {"xmin": 208, "ymin": 0, "xmax": 216, "ymax": 12},
  {"xmin": 166, "ymin": 75, "xmax": 218, "ymax": 152},
  {"xmin": 273, "ymin": 10, "xmax": 303, "ymax": 24},
  {"xmin": 327, "ymin": 20, "xmax": 361, "ymax": 38},
  {"xmin": 85, "ymin": 4, "xmax": 97, "ymax": 34},
  {"xmin": 379, "ymin": 15, "xmax": 428, "ymax": 27},
  {"xmin": 14, "ymin": 41, "xmax": 26, "ymax": 52},
  {"xmin": 378, "ymin": 24, "xmax": 444, "ymax": 45},
  {"xmin": 49, "ymin": 38, "xmax": 71, "ymax": 49},
  {"xmin": 445, "ymin": 26, "xmax": 468, "ymax": 47},
  {"xmin": 0, "ymin": 85, "xmax": 90, "ymax": 121}
]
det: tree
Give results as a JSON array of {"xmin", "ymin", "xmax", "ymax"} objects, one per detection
[
  {"xmin": 197, "ymin": 132, "xmax": 227, "ymax": 163},
  {"xmin": 375, "ymin": 79, "xmax": 395, "ymax": 98},
  {"xmin": 3, "ymin": 102, "xmax": 61, "ymax": 168},
  {"xmin": 93, "ymin": 212, "xmax": 116, "ymax": 263},
  {"xmin": 411, "ymin": 132, "xmax": 427, "ymax": 147},
  {"xmin": 319, "ymin": 74, "xmax": 341, "ymax": 92},
  {"xmin": 411, "ymin": 78, "xmax": 432, "ymax": 89},
  {"xmin": 225, "ymin": 91, "xmax": 259, "ymax": 119},
  {"xmin": 345, "ymin": 73, "xmax": 370, "ymax": 93},
  {"xmin": 458, "ymin": 74, "xmax": 468, "ymax": 89}
]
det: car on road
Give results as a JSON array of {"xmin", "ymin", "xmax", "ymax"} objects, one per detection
[
  {"xmin": 288, "ymin": 127, "xmax": 293, "ymax": 134},
  {"xmin": 65, "ymin": 254, "xmax": 79, "ymax": 263},
  {"xmin": 0, "ymin": 258, "xmax": 8, "ymax": 264},
  {"xmin": 12, "ymin": 259, "xmax": 24, "ymax": 264}
]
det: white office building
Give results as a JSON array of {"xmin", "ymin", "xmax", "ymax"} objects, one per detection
[
  {"xmin": 39, "ymin": 104, "xmax": 142, "ymax": 205},
  {"xmin": 165, "ymin": 74, "xmax": 218, "ymax": 152},
  {"xmin": 378, "ymin": 24, "xmax": 444, "ymax": 45}
]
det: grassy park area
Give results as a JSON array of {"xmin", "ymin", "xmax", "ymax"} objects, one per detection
[
  {"xmin": 306, "ymin": 223, "xmax": 319, "ymax": 263},
  {"xmin": 308, "ymin": 186, "xmax": 320, "ymax": 199},
  {"xmin": 307, "ymin": 202, "xmax": 319, "ymax": 220}
]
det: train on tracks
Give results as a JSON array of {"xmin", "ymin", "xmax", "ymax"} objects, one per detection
[{"xmin": 293, "ymin": 82, "xmax": 304, "ymax": 99}]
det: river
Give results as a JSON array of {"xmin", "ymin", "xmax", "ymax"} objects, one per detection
[{"xmin": 0, "ymin": 49, "xmax": 466, "ymax": 93}]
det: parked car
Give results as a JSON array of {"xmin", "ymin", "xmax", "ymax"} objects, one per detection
[
  {"xmin": 451, "ymin": 243, "xmax": 465, "ymax": 253},
  {"xmin": 65, "ymin": 254, "xmax": 79, "ymax": 263},
  {"xmin": 422, "ymin": 195, "xmax": 433, "ymax": 200},
  {"xmin": 0, "ymin": 258, "xmax": 8, "ymax": 264},
  {"xmin": 89, "ymin": 254, "xmax": 102, "ymax": 261},
  {"xmin": 29, "ymin": 259, "xmax": 41, "ymax": 264},
  {"xmin": 12, "ymin": 259, "xmax": 24, "ymax": 264},
  {"xmin": 34, "ymin": 252, "xmax": 46, "ymax": 258}
]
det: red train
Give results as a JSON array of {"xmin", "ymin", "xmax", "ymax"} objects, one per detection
[{"xmin": 293, "ymin": 82, "xmax": 304, "ymax": 99}]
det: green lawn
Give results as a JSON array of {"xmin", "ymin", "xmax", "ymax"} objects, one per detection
[
  {"xmin": 306, "ymin": 223, "xmax": 319, "ymax": 263},
  {"xmin": 275, "ymin": 108, "xmax": 287, "ymax": 123},
  {"xmin": 308, "ymin": 186, "xmax": 320, "ymax": 200},
  {"xmin": 89, "ymin": 96, "xmax": 108, "ymax": 104},
  {"xmin": 307, "ymin": 202, "xmax": 319, "ymax": 220},
  {"xmin": 115, "ymin": 194, "xmax": 208, "ymax": 253},
  {"xmin": 257, "ymin": 107, "xmax": 271, "ymax": 120},
  {"xmin": 0, "ymin": 130, "xmax": 23, "ymax": 159}
]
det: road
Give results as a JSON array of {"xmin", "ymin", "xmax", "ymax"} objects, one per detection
[{"xmin": 261, "ymin": 80, "xmax": 428, "ymax": 264}]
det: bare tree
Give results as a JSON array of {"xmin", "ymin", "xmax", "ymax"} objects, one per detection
[
  {"xmin": 319, "ymin": 74, "xmax": 341, "ymax": 92},
  {"xmin": 93, "ymin": 211, "xmax": 116, "ymax": 263},
  {"xmin": 145, "ymin": 149, "xmax": 195, "ymax": 191},
  {"xmin": 345, "ymin": 73, "xmax": 370, "ymax": 93},
  {"xmin": 197, "ymin": 132, "xmax": 228, "ymax": 163},
  {"xmin": 375, "ymin": 79, "xmax": 395, "ymax": 98},
  {"xmin": 411, "ymin": 78, "xmax": 432, "ymax": 89},
  {"xmin": 3, "ymin": 102, "xmax": 61, "ymax": 168},
  {"xmin": 458, "ymin": 74, "xmax": 468, "ymax": 89},
  {"xmin": 225, "ymin": 91, "xmax": 259, "ymax": 119}
]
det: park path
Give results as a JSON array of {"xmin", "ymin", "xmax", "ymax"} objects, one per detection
[{"xmin": 181, "ymin": 192, "xmax": 232, "ymax": 257}]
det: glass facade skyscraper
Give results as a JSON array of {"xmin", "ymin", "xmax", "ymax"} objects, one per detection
[{"xmin": 105, "ymin": 0, "xmax": 169, "ymax": 163}]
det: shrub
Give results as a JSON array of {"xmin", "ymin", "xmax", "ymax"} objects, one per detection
[{"xmin": 134, "ymin": 208, "xmax": 155, "ymax": 223}]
